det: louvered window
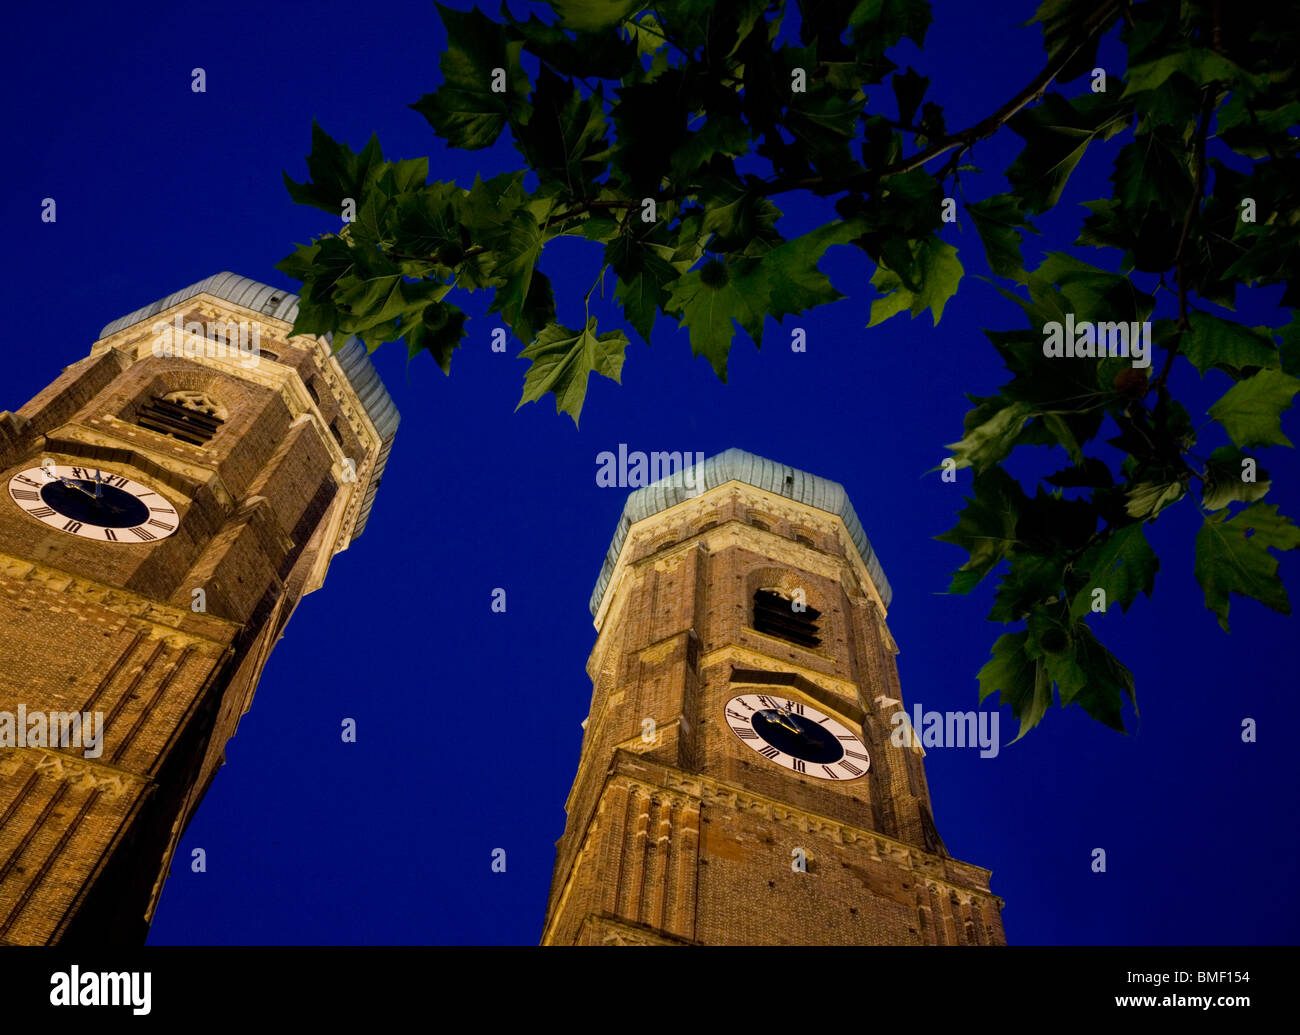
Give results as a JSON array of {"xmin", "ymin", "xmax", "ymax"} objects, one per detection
[
  {"xmin": 136, "ymin": 393, "xmax": 224, "ymax": 445},
  {"xmin": 753, "ymin": 589, "xmax": 821, "ymax": 648}
]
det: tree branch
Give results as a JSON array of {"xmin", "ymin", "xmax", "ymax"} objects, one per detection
[{"xmin": 757, "ymin": 0, "xmax": 1125, "ymax": 195}]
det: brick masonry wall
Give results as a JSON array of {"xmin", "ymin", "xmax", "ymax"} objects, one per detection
[
  {"xmin": 543, "ymin": 484, "xmax": 1006, "ymax": 945},
  {"xmin": 0, "ymin": 299, "xmax": 372, "ymax": 944}
]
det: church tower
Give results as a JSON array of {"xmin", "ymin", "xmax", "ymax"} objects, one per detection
[
  {"xmin": 0, "ymin": 273, "xmax": 398, "ymax": 945},
  {"xmin": 543, "ymin": 450, "xmax": 1005, "ymax": 945}
]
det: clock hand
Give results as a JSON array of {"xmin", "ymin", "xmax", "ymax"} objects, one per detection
[
  {"xmin": 49, "ymin": 474, "xmax": 98, "ymax": 500},
  {"xmin": 768, "ymin": 711, "xmax": 804, "ymax": 735}
]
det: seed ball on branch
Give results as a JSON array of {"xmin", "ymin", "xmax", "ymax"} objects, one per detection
[
  {"xmin": 700, "ymin": 259, "xmax": 730, "ymax": 289},
  {"xmin": 1038, "ymin": 626, "xmax": 1070, "ymax": 656},
  {"xmin": 1113, "ymin": 367, "xmax": 1149, "ymax": 399}
]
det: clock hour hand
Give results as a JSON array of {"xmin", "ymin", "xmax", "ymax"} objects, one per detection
[
  {"xmin": 768, "ymin": 710, "xmax": 804, "ymax": 736},
  {"xmin": 48, "ymin": 473, "xmax": 99, "ymax": 500}
]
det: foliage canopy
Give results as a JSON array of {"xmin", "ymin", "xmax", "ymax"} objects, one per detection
[{"xmin": 278, "ymin": 0, "xmax": 1299, "ymax": 739}]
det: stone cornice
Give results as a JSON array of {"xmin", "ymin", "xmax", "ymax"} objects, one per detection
[
  {"xmin": 594, "ymin": 488, "xmax": 889, "ymax": 634},
  {"xmin": 611, "ymin": 751, "xmax": 1000, "ymax": 904},
  {"xmin": 0, "ymin": 551, "xmax": 238, "ymax": 650},
  {"xmin": 0, "ymin": 747, "xmax": 151, "ymax": 801}
]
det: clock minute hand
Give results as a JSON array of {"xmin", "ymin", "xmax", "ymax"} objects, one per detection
[{"xmin": 49, "ymin": 474, "xmax": 98, "ymax": 500}]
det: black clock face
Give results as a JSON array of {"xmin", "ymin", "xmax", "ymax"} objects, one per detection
[
  {"xmin": 752, "ymin": 708, "xmax": 844, "ymax": 764},
  {"xmin": 725, "ymin": 694, "xmax": 870, "ymax": 781},
  {"xmin": 40, "ymin": 479, "xmax": 150, "ymax": 528},
  {"xmin": 8, "ymin": 464, "xmax": 180, "ymax": 543}
]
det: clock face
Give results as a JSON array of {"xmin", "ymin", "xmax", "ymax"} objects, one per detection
[
  {"xmin": 724, "ymin": 693, "xmax": 869, "ymax": 781},
  {"xmin": 7, "ymin": 464, "xmax": 180, "ymax": 543}
]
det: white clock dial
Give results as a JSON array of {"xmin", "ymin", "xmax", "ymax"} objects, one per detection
[
  {"xmin": 724, "ymin": 692, "xmax": 869, "ymax": 781},
  {"xmin": 7, "ymin": 463, "xmax": 180, "ymax": 543}
]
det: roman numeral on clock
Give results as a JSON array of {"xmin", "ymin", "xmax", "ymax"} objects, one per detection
[
  {"xmin": 821, "ymin": 765, "xmax": 840, "ymax": 779},
  {"xmin": 725, "ymin": 709, "xmax": 749, "ymax": 721},
  {"xmin": 29, "ymin": 507, "xmax": 54, "ymax": 518},
  {"xmin": 147, "ymin": 519, "xmax": 175, "ymax": 531},
  {"xmin": 103, "ymin": 475, "xmax": 128, "ymax": 488},
  {"xmin": 62, "ymin": 520, "xmax": 83, "ymax": 533},
  {"xmin": 127, "ymin": 526, "xmax": 157, "ymax": 541},
  {"xmin": 845, "ymin": 750, "xmax": 869, "ymax": 761},
  {"xmin": 15, "ymin": 475, "xmax": 40, "ymax": 486},
  {"xmin": 730, "ymin": 725, "xmax": 758, "ymax": 739},
  {"xmin": 792, "ymin": 759, "xmax": 807, "ymax": 774},
  {"xmin": 758, "ymin": 745, "xmax": 780, "ymax": 759},
  {"xmin": 103, "ymin": 529, "xmax": 117, "ymax": 542},
  {"xmin": 839, "ymin": 761, "xmax": 864, "ymax": 777},
  {"xmin": 755, "ymin": 695, "xmax": 778, "ymax": 709},
  {"xmin": 11, "ymin": 489, "xmax": 39, "ymax": 501},
  {"xmin": 784, "ymin": 700, "xmax": 804, "ymax": 715},
  {"xmin": 149, "ymin": 506, "xmax": 176, "ymax": 515},
  {"xmin": 836, "ymin": 734, "xmax": 856, "ymax": 740}
]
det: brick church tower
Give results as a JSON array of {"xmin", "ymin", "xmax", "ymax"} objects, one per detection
[
  {"xmin": 0, "ymin": 273, "xmax": 398, "ymax": 945},
  {"xmin": 543, "ymin": 449, "xmax": 1005, "ymax": 945}
]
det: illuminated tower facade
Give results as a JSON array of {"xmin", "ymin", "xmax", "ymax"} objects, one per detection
[
  {"xmin": 0, "ymin": 273, "xmax": 397, "ymax": 945},
  {"xmin": 543, "ymin": 450, "xmax": 1005, "ymax": 945}
]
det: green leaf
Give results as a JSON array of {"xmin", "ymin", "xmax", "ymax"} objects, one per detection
[
  {"xmin": 483, "ymin": 210, "xmax": 546, "ymax": 333},
  {"xmin": 664, "ymin": 218, "xmax": 861, "ymax": 378},
  {"xmin": 609, "ymin": 68, "xmax": 693, "ymax": 195},
  {"xmin": 1124, "ymin": 480, "xmax": 1185, "ymax": 520},
  {"xmin": 1045, "ymin": 458, "xmax": 1113, "ymax": 488},
  {"xmin": 980, "ymin": 616, "xmax": 1134, "ymax": 737},
  {"xmin": 758, "ymin": 219, "xmax": 861, "ymax": 321},
  {"xmin": 665, "ymin": 257, "xmax": 769, "ymax": 379},
  {"xmin": 977, "ymin": 631, "xmax": 1050, "ymax": 743},
  {"xmin": 1181, "ymin": 313, "xmax": 1280, "ymax": 378},
  {"xmin": 1208, "ymin": 369, "xmax": 1300, "ymax": 448},
  {"xmin": 405, "ymin": 301, "xmax": 468, "ymax": 373},
  {"xmin": 511, "ymin": 66, "xmax": 609, "ymax": 196},
  {"xmin": 850, "ymin": 0, "xmax": 933, "ymax": 53},
  {"xmin": 1070, "ymin": 524, "xmax": 1158, "ymax": 618},
  {"xmin": 1031, "ymin": 0, "xmax": 1104, "ymax": 59},
  {"xmin": 283, "ymin": 122, "xmax": 386, "ymax": 216},
  {"xmin": 607, "ymin": 228, "xmax": 680, "ymax": 344},
  {"xmin": 410, "ymin": 4, "xmax": 529, "ymax": 150},
  {"xmin": 1280, "ymin": 313, "xmax": 1300, "ymax": 378},
  {"xmin": 868, "ymin": 236, "xmax": 963, "ymax": 326},
  {"xmin": 1194, "ymin": 503, "xmax": 1300, "ymax": 630},
  {"xmin": 1201, "ymin": 446, "xmax": 1271, "ymax": 511},
  {"xmin": 623, "ymin": 11, "xmax": 668, "ymax": 56},
  {"xmin": 695, "ymin": 173, "xmax": 781, "ymax": 251},
  {"xmin": 1123, "ymin": 48, "xmax": 1263, "ymax": 97},
  {"xmin": 1064, "ymin": 623, "xmax": 1135, "ymax": 731},
  {"xmin": 936, "ymin": 467, "xmax": 1026, "ymax": 593},
  {"xmin": 945, "ymin": 400, "xmax": 1035, "ymax": 472},
  {"xmin": 989, "ymin": 551, "xmax": 1066, "ymax": 623},
  {"xmin": 548, "ymin": 0, "xmax": 641, "ymax": 33},
  {"xmin": 503, "ymin": 8, "xmax": 640, "ymax": 79},
  {"xmin": 670, "ymin": 115, "xmax": 752, "ymax": 182},
  {"xmin": 1110, "ymin": 132, "xmax": 1193, "ymax": 217},
  {"xmin": 1005, "ymin": 94, "xmax": 1128, "ymax": 215},
  {"xmin": 891, "ymin": 67, "xmax": 929, "ymax": 127},
  {"xmin": 967, "ymin": 194, "xmax": 1037, "ymax": 279},
  {"xmin": 516, "ymin": 318, "xmax": 629, "ymax": 425}
]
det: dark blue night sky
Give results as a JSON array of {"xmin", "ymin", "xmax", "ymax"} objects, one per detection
[{"xmin": 2, "ymin": 1, "xmax": 1295, "ymax": 945}]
